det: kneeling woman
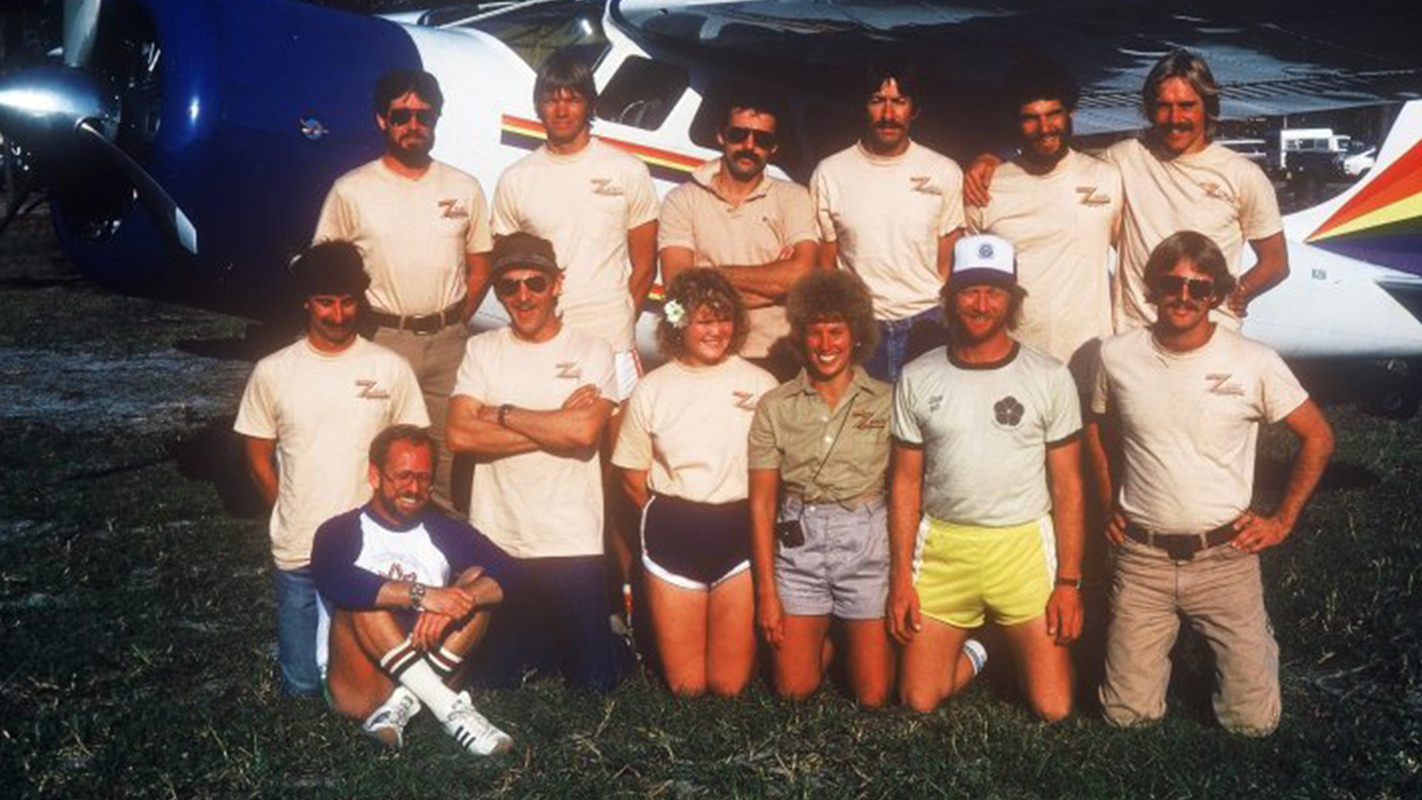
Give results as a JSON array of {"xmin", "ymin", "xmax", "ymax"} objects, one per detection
[{"xmin": 613, "ymin": 269, "xmax": 778, "ymax": 696}]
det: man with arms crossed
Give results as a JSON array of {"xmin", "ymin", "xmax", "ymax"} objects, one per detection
[
  {"xmin": 312, "ymin": 425, "xmax": 517, "ymax": 756},
  {"xmin": 888, "ymin": 235, "xmax": 1084, "ymax": 719},
  {"xmin": 446, "ymin": 233, "xmax": 624, "ymax": 691},
  {"xmin": 967, "ymin": 49, "xmax": 1287, "ymax": 330},
  {"xmin": 964, "ymin": 59, "xmax": 1121, "ymax": 383},
  {"xmin": 811, "ymin": 60, "xmax": 965, "ymax": 383},
  {"xmin": 314, "ymin": 69, "xmax": 492, "ymax": 511},
  {"xmin": 235, "ymin": 242, "xmax": 428, "ymax": 697},
  {"xmin": 1085, "ymin": 231, "xmax": 1333, "ymax": 735},
  {"xmin": 659, "ymin": 89, "xmax": 818, "ymax": 380}
]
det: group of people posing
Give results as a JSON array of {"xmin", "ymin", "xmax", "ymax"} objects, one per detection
[{"xmin": 233, "ymin": 46, "xmax": 1335, "ymax": 758}]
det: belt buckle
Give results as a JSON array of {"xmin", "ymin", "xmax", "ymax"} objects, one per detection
[{"xmin": 1161, "ymin": 536, "xmax": 1196, "ymax": 561}]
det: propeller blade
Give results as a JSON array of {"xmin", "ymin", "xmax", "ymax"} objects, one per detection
[
  {"xmin": 77, "ymin": 120, "xmax": 197, "ymax": 254},
  {"xmin": 63, "ymin": 0, "xmax": 103, "ymax": 68}
]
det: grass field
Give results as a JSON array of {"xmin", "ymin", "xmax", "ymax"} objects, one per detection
[{"xmin": 2, "ymin": 238, "xmax": 1420, "ymax": 798}]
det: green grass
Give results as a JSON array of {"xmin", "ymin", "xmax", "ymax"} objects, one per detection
[{"xmin": 2, "ymin": 278, "xmax": 1420, "ymax": 798}]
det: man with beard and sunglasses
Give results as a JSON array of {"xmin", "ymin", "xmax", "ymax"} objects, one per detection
[
  {"xmin": 446, "ymin": 233, "xmax": 626, "ymax": 691},
  {"xmin": 966, "ymin": 50, "xmax": 1287, "ymax": 332},
  {"xmin": 888, "ymin": 235, "xmax": 1085, "ymax": 720},
  {"xmin": 964, "ymin": 59, "xmax": 1122, "ymax": 387},
  {"xmin": 315, "ymin": 69, "xmax": 493, "ymax": 514},
  {"xmin": 1085, "ymin": 232, "xmax": 1333, "ymax": 735},
  {"xmin": 658, "ymin": 91, "xmax": 818, "ymax": 380},
  {"xmin": 236, "ymin": 242, "xmax": 429, "ymax": 697},
  {"xmin": 811, "ymin": 60, "xmax": 966, "ymax": 384}
]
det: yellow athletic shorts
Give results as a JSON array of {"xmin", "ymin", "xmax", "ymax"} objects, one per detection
[{"xmin": 914, "ymin": 515, "xmax": 1057, "ymax": 629}]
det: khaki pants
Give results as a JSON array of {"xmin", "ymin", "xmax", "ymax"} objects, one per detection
[
  {"xmin": 1100, "ymin": 537, "xmax": 1280, "ymax": 736},
  {"xmin": 371, "ymin": 323, "xmax": 467, "ymax": 511}
]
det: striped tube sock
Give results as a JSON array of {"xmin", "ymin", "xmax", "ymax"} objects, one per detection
[
  {"xmin": 379, "ymin": 637, "xmax": 459, "ymax": 722},
  {"xmin": 428, "ymin": 646, "xmax": 464, "ymax": 681}
]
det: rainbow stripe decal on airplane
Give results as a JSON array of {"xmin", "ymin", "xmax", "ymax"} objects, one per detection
[
  {"xmin": 500, "ymin": 114, "xmax": 704, "ymax": 185},
  {"xmin": 1306, "ymin": 136, "xmax": 1422, "ymax": 275}
]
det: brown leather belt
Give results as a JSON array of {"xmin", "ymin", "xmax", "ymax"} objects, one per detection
[
  {"xmin": 369, "ymin": 300, "xmax": 464, "ymax": 335},
  {"xmin": 1124, "ymin": 520, "xmax": 1237, "ymax": 561}
]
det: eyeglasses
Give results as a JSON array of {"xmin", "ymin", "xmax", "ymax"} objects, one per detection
[
  {"xmin": 494, "ymin": 274, "xmax": 551, "ymax": 297},
  {"xmin": 723, "ymin": 126, "xmax": 778, "ymax": 150},
  {"xmin": 1151, "ymin": 275, "xmax": 1216, "ymax": 301},
  {"xmin": 382, "ymin": 470, "xmax": 433, "ymax": 487},
  {"xmin": 386, "ymin": 108, "xmax": 438, "ymax": 127}
]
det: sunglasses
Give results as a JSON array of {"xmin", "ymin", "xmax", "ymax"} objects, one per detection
[
  {"xmin": 386, "ymin": 108, "xmax": 438, "ymax": 127},
  {"xmin": 723, "ymin": 126, "xmax": 778, "ymax": 150},
  {"xmin": 1151, "ymin": 275, "xmax": 1216, "ymax": 301},
  {"xmin": 494, "ymin": 274, "xmax": 551, "ymax": 297}
]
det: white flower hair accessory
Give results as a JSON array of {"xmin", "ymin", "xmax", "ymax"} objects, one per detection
[{"xmin": 663, "ymin": 299, "xmax": 688, "ymax": 328}]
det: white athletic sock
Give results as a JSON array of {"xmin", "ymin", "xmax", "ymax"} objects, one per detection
[
  {"xmin": 379, "ymin": 637, "xmax": 459, "ymax": 722},
  {"xmin": 963, "ymin": 638, "xmax": 988, "ymax": 676},
  {"xmin": 427, "ymin": 646, "xmax": 464, "ymax": 681}
]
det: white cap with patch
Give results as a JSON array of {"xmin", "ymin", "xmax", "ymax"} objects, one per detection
[{"xmin": 951, "ymin": 234, "xmax": 1017, "ymax": 287}]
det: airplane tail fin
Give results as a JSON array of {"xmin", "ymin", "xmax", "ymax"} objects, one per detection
[{"xmin": 1285, "ymin": 100, "xmax": 1422, "ymax": 277}]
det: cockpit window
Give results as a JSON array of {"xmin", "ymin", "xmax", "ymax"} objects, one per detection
[
  {"xmin": 595, "ymin": 56, "xmax": 689, "ymax": 130},
  {"xmin": 425, "ymin": 2, "xmax": 611, "ymax": 72}
]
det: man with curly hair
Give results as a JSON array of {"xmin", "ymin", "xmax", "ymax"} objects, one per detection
[{"xmin": 888, "ymin": 235, "xmax": 1085, "ymax": 719}]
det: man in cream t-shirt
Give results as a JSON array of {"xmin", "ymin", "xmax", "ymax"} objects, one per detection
[
  {"xmin": 314, "ymin": 69, "xmax": 492, "ymax": 511},
  {"xmin": 965, "ymin": 59, "xmax": 1121, "ymax": 384},
  {"xmin": 1085, "ymin": 231, "xmax": 1332, "ymax": 735},
  {"xmin": 235, "ymin": 242, "xmax": 428, "ymax": 697},
  {"xmin": 811, "ymin": 60, "xmax": 965, "ymax": 383},
  {"xmin": 491, "ymin": 52, "xmax": 659, "ymax": 398},
  {"xmin": 1106, "ymin": 50, "xmax": 1287, "ymax": 330},
  {"xmin": 446, "ymin": 233, "xmax": 624, "ymax": 691}
]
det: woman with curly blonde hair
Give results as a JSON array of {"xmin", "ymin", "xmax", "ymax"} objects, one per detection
[{"xmin": 612, "ymin": 268, "xmax": 777, "ymax": 696}]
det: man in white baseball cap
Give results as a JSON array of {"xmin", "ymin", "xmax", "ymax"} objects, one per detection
[{"xmin": 887, "ymin": 234, "xmax": 1087, "ymax": 719}]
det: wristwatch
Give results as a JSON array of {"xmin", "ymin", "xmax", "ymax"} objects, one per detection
[
  {"xmin": 409, "ymin": 581, "xmax": 427, "ymax": 611},
  {"xmin": 498, "ymin": 404, "xmax": 513, "ymax": 428},
  {"xmin": 1054, "ymin": 576, "xmax": 1082, "ymax": 591}
]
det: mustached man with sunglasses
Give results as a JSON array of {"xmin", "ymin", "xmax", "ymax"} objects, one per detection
[
  {"xmin": 312, "ymin": 425, "xmax": 518, "ymax": 756},
  {"xmin": 658, "ymin": 91, "xmax": 818, "ymax": 381},
  {"xmin": 1085, "ymin": 231, "xmax": 1333, "ymax": 735},
  {"xmin": 810, "ymin": 60, "xmax": 965, "ymax": 384},
  {"xmin": 315, "ymin": 69, "xmax": 494, "ymax": 513},
  {"xmin": 446, "ymin": 233, "xmax": 626, "ymax": 691},
  {"xmin": 235, "ymin": 243, "xmax": 429, "ymax": 698}
]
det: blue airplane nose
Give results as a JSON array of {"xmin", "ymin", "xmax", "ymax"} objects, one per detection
[{"xmin": 0, "ymin": 65, "xmax": 120, "ymax": 160}]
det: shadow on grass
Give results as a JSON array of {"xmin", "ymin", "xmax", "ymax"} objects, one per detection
[{"xmin": 167, "ymin": 415, "xmax": 269, "ymax": 518}]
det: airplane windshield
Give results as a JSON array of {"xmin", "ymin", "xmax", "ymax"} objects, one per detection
[{"xmin": 427, "ymin": 2, "xmax": 610, "ymax": 71}]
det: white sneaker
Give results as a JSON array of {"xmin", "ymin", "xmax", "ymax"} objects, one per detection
[
  {"xmin": 361, "ymin": 686, "xmax": 422, "ymax": 749},
  {"xmin": 443, "ymin": 691, "xmax": 513, "ymax": 756}
]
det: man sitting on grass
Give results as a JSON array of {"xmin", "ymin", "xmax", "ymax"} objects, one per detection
[{"xmin": 312, "ymin": 425, "xmax": 518, "ymax": 756}]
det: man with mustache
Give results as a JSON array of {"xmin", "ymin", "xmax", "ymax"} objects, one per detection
[
  {"xmin": 967, "ymin": 50, "xmax": 1287, "ymax": 331},
  {"xmin": 1085, "ymin": 232, "xmax": 1333, "ymax": 735},
  {"xmin": 811, "ymin": 60, "xmax": 965, "ymax": 383},
  {"xmin": 235, "ymin": 242, "xmax": 429, "ymax": 697},
  {"xmin": 659, "ymin": 90, "xmax": 818, "ymax": 380},
  {"xmin": 446, "ymin": 233, "xmax": 625, "ymax": 691},
  {"xmin": 965, "ymin": 59, "xmax": 1122, "ymax": 387},
  {"xmin": 888, "ymin": 235, "xmax": 1085, "ymax": 719},
  {"xmin": 312, "ymin": 425, "xmax": 517, "ymax": 756},
  {"xmin": 315, "ymin": 69, "xmax": 493, "ymax": 513}
]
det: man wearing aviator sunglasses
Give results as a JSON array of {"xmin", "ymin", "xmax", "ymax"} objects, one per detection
[
  {"xmin": 1086, "ymin": 231, "xmax": 1334, "ymax": 735},
  {"xmin": 447, "ymin": 233, "xmax": 627, "ymax": 692},
  {"xmin": 659, "ymin": 90, "xmax": 818, "ymax": 380},
  {"xmin": 315, "ymin": 69, "xmax": 494, "ymax": 515}
]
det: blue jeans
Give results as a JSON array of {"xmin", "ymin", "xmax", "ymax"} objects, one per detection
[
  {"xmin": 272, "ymin": 566, "xmax": 321, "ymax": 697},
  {"xmin": 863, "ymin": 306, "xmax": 947, "ymax": 384},
  {"xmin": 472, "ymin": 555, "xmax": 626, "ymax": 692}
]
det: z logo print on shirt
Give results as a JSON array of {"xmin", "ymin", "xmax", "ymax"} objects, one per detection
[
  {"xmin": 439, "ymin": 198, "xmax": 469, "ymax": 219},
  {"xmin": 355, "ymin": 379, "xmax": 390, "ymax": 399},
  {"xmin": 556, "ymin": 361, "xmax": 582, "ymax": 381},
  {"xmin": 732, "ymin": 390, "xmax": 758, "ymax": 411},
  {"xmin": 909, "ymin": 176, "xmax": 941, "ymax": 196},
  {"xmin": 1206, "ymin": 373, "xmax": 1245, "ymax": 396},
  {"xmin": 590, "ymin": 178, "xmax": 624, "ymax": 197},
  {"xmin": 1075, "ymin": 186, "xmax": 1112, "ymax": 206}
]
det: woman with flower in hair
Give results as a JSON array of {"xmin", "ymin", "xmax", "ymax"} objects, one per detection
[{"xmin": 612, "ymin": 268, "xmax": 778, "ymax": 696}]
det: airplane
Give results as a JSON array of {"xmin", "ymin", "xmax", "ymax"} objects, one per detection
[{"xmin": 1, "ymin": 0, "xmax": 1421, "ymax": 410}]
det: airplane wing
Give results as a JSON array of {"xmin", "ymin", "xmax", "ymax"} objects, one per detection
[{"xmin": 614, "ymin": 0, "xmax": 1422, "ymax": 135}]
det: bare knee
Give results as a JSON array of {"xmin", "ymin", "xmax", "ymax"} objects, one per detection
[
  {"xmin": 1031, "ymin": 696, "xmax": 1073, "ymax": 724},
  {"xmin": 900, "ymin": 684, "xmax": 944, "ymax": 714},
  {"xmin": 666, "ymin": 676, "xmax": 707, "ymax": 698},
  {"xmin": 855, "ymin": 686, "xmax": 892, "ymax": 710},
  {"xmin": 707, "ymin": 674, "xmax": 749, "ymax": 698}
]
